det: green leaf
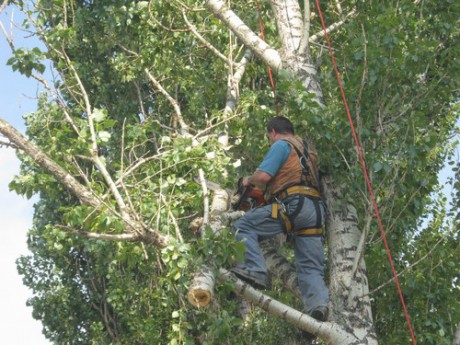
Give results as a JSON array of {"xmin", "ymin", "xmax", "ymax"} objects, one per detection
[
  {"xmin": 92, "ymin": 108, "xmax": 106, "ymax": 123},
  {"xmin": 98, "ymin": 131, "xmax": 111, "ymax": 142},
  {"xmin": 373, "ymin": 162, "xmax": 383, "ymax": 172}
]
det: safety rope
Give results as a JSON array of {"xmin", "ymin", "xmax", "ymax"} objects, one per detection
[
  {"xmin": 313, "ymin": 1, "xmax": 417, "ymax": 344},
  {"xmin": 255, "ymin": 0, "xmax": 279, "ymax": 115},
  {"xmin": 255, "ymin": 1, "xmax": 417, "ymax": 343}
]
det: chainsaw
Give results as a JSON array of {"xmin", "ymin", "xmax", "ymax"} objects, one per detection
[{"xmin": 231, "ymin": 177, "xmax": 266, "ymax": 211}]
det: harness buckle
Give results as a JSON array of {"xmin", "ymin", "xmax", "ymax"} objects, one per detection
[{"xmin": 275, "ymin": 197, "xmax": 287, "ymax": 214}]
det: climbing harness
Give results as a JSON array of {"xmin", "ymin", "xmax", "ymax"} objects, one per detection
[
  {"xmin": 284, "ymin": 137, "xmax": 322, "ymax": 192},
  {"xmin": 271, "ymin": 185, "xmax": 323, "ymax": 237},
  {"xmin": 255, "ymin": 0, "xmax": 418, "ymax": 342}
]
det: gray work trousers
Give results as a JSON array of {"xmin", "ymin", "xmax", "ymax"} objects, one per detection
[{"xmin": 232, "ymin": 194, "xmax": 329, "ymax": 313}]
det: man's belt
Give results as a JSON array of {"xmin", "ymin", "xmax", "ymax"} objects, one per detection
[
  {"xmin": 271, "ymin": 202, "xmax": 324, "ymax": 237},
  {"xmin": 296, "ymin": 227, "xmax": 324, "ymax": 236},
  {"xmin": 276, "ymin": 185, "xmax": 320, "ymax": 200}
]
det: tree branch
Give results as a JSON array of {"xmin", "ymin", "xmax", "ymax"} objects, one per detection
[
  {"xmin": 59, "ymin": 49, "xmax": 132, "ymax": 222},
  {"xmin": 270, "ymin": 0, "xmax": 304, "ymax": 58},
  {"xmin": 308, "ymin": 9, "xmax": 356, "ymax": 43},
  {"xmin": 160, "ymin": 193, "xmax": 184, "ymax": 243},
  {"xmin": 0, "ymin": 12, "xmax": 81, "ymax": 135},
  {"xmin": 0, "ymin": 0, "xmax": 8, "ymax": 15},
  {"xmin": 224, "ymin": 48, "xmax": 252, "ymax": 117},
  {"xmin": 182, "ymin": 10, "xmax": 231, "ymax": 65},
  {"xmin": 56, "ymin": 224, "xmax": 140, "ymax": 242},
  {"xmin": 0, "ymin": 117, "xmax": 101, "ymax": 208},
  {"xmin": 144, "ymin": 68, "xmax": 190, "ymax": 135},
  {"xmin": 298, "ymin": 0, "xmax": 311, "ymax": 55},
  {"xmin": 365, "ymin": 234, "xmax": 448, "ymax": 297},
  {"xmin": 0, "ymin": 118, "xmax": 169, "ymax": 248},
  {"xmin": 186, "ymin": 181, "xmax": 228, "ymax": 306},
  {"xmin": 217, "ymin": 268, "xmax": 355, "ymax": 344},
  {"xmin": 349, "ymin": 210, "xmax": 372, "ymax": 284},
  {"xmin": 205, "ymin": 0, "xmax": 282, "ymax": 72},
  {"xmin": 198, "ymin": 169, "xmax": 210, "ymax": 228},
  {"xmin": 0, "ymin": 136, "xmax": 18, "ymax": 149},
  {"xmin": 260, "ymin": 238, "xmax": 302, "ymax": 298}
]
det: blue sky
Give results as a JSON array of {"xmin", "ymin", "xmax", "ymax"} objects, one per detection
[{"xmin": 0, "ymin": 5, "xmax": 51, "ymax": 345}]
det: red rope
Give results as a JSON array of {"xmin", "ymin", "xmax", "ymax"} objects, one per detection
[
  {"xmin": 255, "ymin": 0, "xmax": 279, "ymax": 115},
  {"xmin": 313, "ymin": 1, "xmax": 417, "ymax": 344}
]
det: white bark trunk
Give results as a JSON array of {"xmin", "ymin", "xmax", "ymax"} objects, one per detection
[
  {"xmin": 269, "ymin": 0, "xmax": 323, "ymax": 105},
  {"xmin": 270, "ymin": 0, "xmax": 304, "ymax": 57},
  {"xmin": 187, "ymin": 185, "xmax": 230, "ymax": 306},
  {"xmin": 205, "ymin": 0, "xmax": 282, "ymax": 71},
  {"xmin": 187, "ymin": 267, "xmax": 215, "ymax": 307},
  {"xmin": 218, "ymin": 268, "xmax": 356, "ymax": 344},
  {"xmin": 204, "ymin": 1, "xmax": 378, "ymax": 343},
  {"xmin": 454, "ymin": 323, "xmax": 460, "ymax": 345},
  {"xmin": 2, "ymin": 1, "xmax": 381, "ymax": 342},
  {"xmin": 260, "ymin": 236, "xmax": 302, "ymax": 298},
  {"xmin": 322, "ymin": 176, "xmax": 378, "ymax": 344}
]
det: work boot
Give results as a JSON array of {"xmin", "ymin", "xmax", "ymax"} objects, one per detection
[
  {"xmin": 230, "ymin": 267, "xmax": 270, "ymax": 290},
  {"xmin": 311, "ymin": 306, "xmax": 328, "ymax": 322},
  {"xmin": 303, "ymin": 306, "xmax": 328, "ymax": 343}
]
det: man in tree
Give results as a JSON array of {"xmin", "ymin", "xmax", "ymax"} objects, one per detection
[{"xmin": 231, "ymin": 116, "xmax": 329, "ymax": 338}]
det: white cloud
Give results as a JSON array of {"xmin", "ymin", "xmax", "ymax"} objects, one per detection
[{"xmin": 0, "ymin": 149, "xmax": 50, "ymax": 344}]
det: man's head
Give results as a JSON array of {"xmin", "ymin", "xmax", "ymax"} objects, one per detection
[{"xmin": 266, "ymin": 116, "xmax": 294, "ymax": 144}]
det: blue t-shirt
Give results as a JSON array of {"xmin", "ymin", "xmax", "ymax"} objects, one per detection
[{"xmin": 257, "ymin": 140, "xmax": 291, "ymax": 176}]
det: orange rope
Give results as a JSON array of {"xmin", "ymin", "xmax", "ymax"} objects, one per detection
[
  {"xmin": 255, "ymin": 0, "xmax": 279, "ymax": 115},
  {"xmin": 313, "ymin": 1, "xmax": 417, "ymax": 344}
]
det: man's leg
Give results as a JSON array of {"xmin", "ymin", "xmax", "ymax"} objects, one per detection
[
  {"xmin": 294, "ymin": 235, "xmax": 329, "ymax": 314},
  {"xmin": 232, "ymin": 203, "xmax": 284, "ymax": 288},
  {"xmin": 288, "ymin": 196, "xmax": 329, "ymax": 313}
]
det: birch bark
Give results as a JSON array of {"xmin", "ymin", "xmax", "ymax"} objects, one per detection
[{"xmin": 205, "ymin": 0, "xmax": 378, "ymax": 343}]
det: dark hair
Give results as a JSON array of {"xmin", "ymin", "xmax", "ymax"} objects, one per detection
[{"xmin": 266, "ymin": 116, "xmax": 294, "ymax": 134}]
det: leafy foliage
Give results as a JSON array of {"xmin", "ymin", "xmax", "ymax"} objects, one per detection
[{"xmin": 3, "ymin": 0, "xmax": 459, "ymax": 344}]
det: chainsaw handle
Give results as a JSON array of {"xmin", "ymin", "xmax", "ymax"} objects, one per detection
[{"xmin": 231, "ymin": 177, "xmax": 251, "ymax": 210}]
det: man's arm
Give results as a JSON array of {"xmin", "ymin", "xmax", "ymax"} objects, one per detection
[
  {"xmin": 242, "ymin": 140, "xmax": 291, "ymax": 187},
  {"xmin": 242, "ymin": 170, "xmax": 272, "ymax": 187}
]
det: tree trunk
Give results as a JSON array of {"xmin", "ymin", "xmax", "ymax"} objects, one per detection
[
  {"xmin": 269, "ymin": 0, "xmax": 324, "ymax": 104},
  {"xmin": 323, "ymin": 176, "xmax": 378, "ymax": 344},
  {"xmin": 218, "ymin": 268, "xmax": 356, "ymax": 344},
  {"xmin": 187, "ymin": 267, "xmax": 215, "ymax": 307},
  {"xmin": 454, "ymin": 323, "xmax": 460, "ymax": 345},
  {"xmin": 205, "ymin": 0, "xmax": 378, "ymax": 343}
]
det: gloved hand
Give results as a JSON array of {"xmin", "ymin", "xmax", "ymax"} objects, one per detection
[
  {"xmin": 231, "ymin": 177, "xmax": 265, "ymax": 211},
  {"xmin": 241, "ymin": 175, "xmax": 251, "ymax": 187}
]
